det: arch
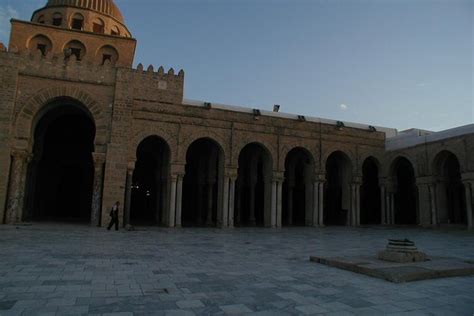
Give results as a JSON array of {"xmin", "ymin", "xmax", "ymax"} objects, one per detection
[
  {"xmin": 283, "ymin": 147, "xmax": 315, "ymax": 226},
  {"xmin": 360, "ymin": 156, "xmax": 381, "ymax": 224},
  {"xmin": 37, "ymin": 15, "xmax": 45, "ymax": 24},
  {"xmin": 52, "ymin": 12, "xmax": 63, "ymax": 26},
  {"xmin": 111, "ymin": 25, "xmax": 120, "ymax": 36},
  {"xmin": 233, "ymin": 139, "xmax": 276, "ymax": 171},
  {"xmin": 324, "ymin": 150, "xmax": 353, "ymax": 225},
  {"xmin": 70, "ymin": 12, "xmax": 84, "ymax": 30},
  {"xmin": 182, "ymin": 138, "xmax": 225, "ymax": 227},
  {"xmin": 23, "ymin": 98, "xmax": 95, "ymax": 222},
  {"xmin": 178, "ymin": 130, "xmax": 229, "ymax": 164},
  {"xmin": 27, "ymin": 34, "xmax": 53, "ymax": 56},
  {"xmin": 92, "ymin": 17, "xmax": 105, "ymax": 33},
  {"xmin": 385, "ymin": 154, "xmax": 417, "ymax": 179},
  {"xmin": 63, "ymin": 40, "xmax": 86, "ymax": 60},
  {"xmin": 432, "ymin": 151, "xmax": 466, "ymax": 225},
  {"xmin": 235, "ymin": 142, "xmax": 273, "ymax": 227},
  {"xmin": 96, "ymin": 45, "xmax": 119, "ymax": 65},
  {"xmin": 321, "ymin": 147, "xmax": 356, "ymax": 174},
  {"xmin": 130, "ymin": 128, "xmax": 177, "ymax": 163},
  {"xmin": 130, "ymin": 136, "xmax": 171, "ymax": 226},
  {"xmin": 14, "ymin": 87, "xmax": 108, "ymax": 151},
  {"xmin": 391, "ymin": 156, "xmax": 418, "ymax": 225}
]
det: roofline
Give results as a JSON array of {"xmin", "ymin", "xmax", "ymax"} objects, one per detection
[
  {"xmin": 183, "ymin": 98, "xmax": 398, "ymax": 136},
  {"xmin": 386, "ymin": 124, "xmax": 474, "ymax": 151}
]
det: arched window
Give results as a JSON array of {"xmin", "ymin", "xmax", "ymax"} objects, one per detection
[
  {"xmin": 28, "ymin": 35, "xmax": 53, "ymax": 56},
  {"xmin": 71, "ymin": 13, "xmax": 84, "ymax": 30},
  {"xmin": 92, "ymin": 18, "xmax": 105, "ymax": 34},
  {"xmin": 37, "ymin": 15, "xmax": 45, "ymax": 24},
  {"xmin": 97, "ymin": 45, "xmax": 119, "ymax": 65},
  {"xmin": 111, "ymin": 25, "xmax": 120, "ymax": 36},
  {"xmin": 52, "ymin": 12, "xmax": 62, "ymax": 26},
  {"xmin": 64, "ymin": 40, "xmax": 86, "ymax": 61}
]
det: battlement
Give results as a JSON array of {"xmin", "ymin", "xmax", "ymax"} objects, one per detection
[
  {"xmin": 128, "ymin": 63, "xmax": 185, "ymax": 104},
  {"xmin": 0, "ymin": 42, "xmax": 117, "ymax": 85}
]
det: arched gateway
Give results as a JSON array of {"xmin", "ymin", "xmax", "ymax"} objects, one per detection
[{"xmin": 24, "ymin": 98, "xmax": 96, "ymax": 222}]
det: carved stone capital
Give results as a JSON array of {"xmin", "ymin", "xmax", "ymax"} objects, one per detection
[{"xmin": 92, "ymin": 153, "xmax": 106, "ymax": 165}]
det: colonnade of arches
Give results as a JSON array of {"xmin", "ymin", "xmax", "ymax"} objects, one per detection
[{"xmin": 5, "ymin": 98, "xmax": 473, "ymax": 230}]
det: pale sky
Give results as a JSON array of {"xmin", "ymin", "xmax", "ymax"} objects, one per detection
[{"xmin": 0, "ymin": 0, "xmax": 472, "ymax": 131}]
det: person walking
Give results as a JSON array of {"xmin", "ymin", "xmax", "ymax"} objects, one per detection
[{"xmin": 107, "ymin": 201, "xmax": 120, "ymax": 231}]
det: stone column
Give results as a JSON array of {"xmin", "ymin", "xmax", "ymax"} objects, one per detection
[
  {"xmin": 416, "ymin": 177, "xmax": 434, "ymax": 227},
  {"xmin": 221, "ymin": 175, "xmax": 230, "ymax": 228},
  {"xmin": 318, "ymin": 181, "xmax": 324, "ymax": 226},
  {"xmin": 196, "ymin": 179, "xmax": 204, "ymax": 225},
  {"xmin": 248, "ymin": 175, "xmax": 257, "ymax": 226},
  {"xmin": 461, "ymin": 177, "xmax": 473, "ymax": 229},
  {"xmin": 91, "ymin": 153, "xmax": 106, "ymax": 227},
  {"xmin": 228, "ymin": 176, "xmax": 236, "ymax": 227},
  {"xmin": 312, "ymin": 181, "xmax": 319, "ymax": 227},
  {"xmin": 356, "ymin": 183, "xmax": 361, "ymax": 226},
  {"xmin": 380, "ymin": 184, "xmax": 386, "ymax": 225},
  {"xmin": 122, "ymin": 162, "xmax": 134, "ymax": 227},
  {"xmin": 428, "ymin": 183, "xmax": 438, "ymax": 226},
  {"xmin": 206, "ymin": 180, "xmax": 214, "ymax": 225},
  {"xmin": 350, "ymin": 184, "xmax": 356, "ymax": 226},
  {"xmin": 5, "ymin": 150, "xmax": 29, "ymax": 224},
  {"xmin": 271, "ymin": 179, "xmax": 277, "ymax": 227},
  {"xmin": 175, "ymin": 174, "xmax": 184, "ymax": 228},
  {"xmin": 168, "ymin": 175, "xmax": 177, "ymax": 228},
  {"xmin": 287, "ymin": 182, "xmax": 294, "ymax": 225},
  {"xmin": 390, "ymin": 193, "xmax": 395, "ymax": 224},
  {"xmin": 276, "ymin": 178, "xmax": 283, "ymax": 228}
]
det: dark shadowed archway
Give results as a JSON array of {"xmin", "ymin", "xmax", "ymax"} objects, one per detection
[
  {"xmin": 324, "ymin": 151, "xmax": 352, "ymax": 225},
  {"xmin": 130, "ymin": 136, "xmax": 170, "ymax": 226},
  {"xmin": 235, "ymin": 143, "xmax": 272, "ymax": 227},
  {"xmin": 361, "ymin": 157, "xmax": 381, "ymax": 224},
  {"xmin": 24, "ymin": 98, "xmax": 95, "ymax": 222},
  {"xmin": 283, "ymin": 148, "xmax": 314, "ymax": 226},
  {"xmin": 392, "ymin": 157, "xmax": 418, "ymax": 225},
  {"xmin": 433, "ymin": 151, "xmax": 466, "ymax": 225},
  {"xmin": 182, "ymin": 138, "xmax": 224, "ymax": 227}
]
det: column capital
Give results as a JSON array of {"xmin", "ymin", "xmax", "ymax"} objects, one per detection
[
  {"xmin": 461, "ymin": 172, "xmax": 474, "ymax": 182},
  {"xmin": 127, "ymin": 161, "xmax": 136, "ymax": 171},
  {"xmin": 416, "ymin": 176, "xmax": 435, "ymax": 186},
  {"xmin": 225, "ymin": 167, "xmax": 238, "ymax": 179},
  {"xmin": 352, "ymin": 176, "xmax": 362, "ymax": 185},
  {"xmin": 272, "ymin": 171, "xmax": 284, "ymax": 183},
  {"xmin": 93, "ymin": 152, "xmax": 106, "ymax": 164},
  {"xmin": 11, "ymin": 149, "xmax": 30, "ymax": 160},
  {"xmin": 170, "ymin": 163, "xmax": 186, "ymax": 175}
]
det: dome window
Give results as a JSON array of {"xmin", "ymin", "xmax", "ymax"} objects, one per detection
[
  {"xmin": 64, "ymin": 40, "xmax": 86, "ymax": 61},
  {"xmin": 111, "ymin": 26, "xmax": 120, "ymax": 36},
  {"xmin": 71, "ymin": 13, "xmax": 84, "ymax": 30},
  {"xmin": 97, "ymin": 45, "xmax": 119, "ymax": 65},
  {"xmin": 37, "ymin": 15, "xmax": 45, "ymax": 24},
  {"xmin": 28, "ymin": 35, "xmax": 52, "ymax": 56},
  {"xmin": 52, "ymin": 13, "xmax": 62, "ymax": 26},
  {"xmin": 93, "ymin": 18, "xmax": 105, "ymax": 34}
]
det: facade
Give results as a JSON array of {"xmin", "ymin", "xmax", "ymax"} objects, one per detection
[{"xmin": 0, "ymin": 0, "xmax": 472, "ymax": 229}]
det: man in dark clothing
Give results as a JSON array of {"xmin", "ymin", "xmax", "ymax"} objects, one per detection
[{"xmin": 107, "ymin": 201, "xmax": 120, "ymax": 231}]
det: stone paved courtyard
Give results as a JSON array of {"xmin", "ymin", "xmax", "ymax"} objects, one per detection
[{"xmin": 0, "ymin": 224, "xmax": 473, "ymax": 316}]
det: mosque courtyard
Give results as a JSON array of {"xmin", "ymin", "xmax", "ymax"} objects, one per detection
[{"xmin": 0, "ymin": 224, "xmax": 473, "ymax": 315}]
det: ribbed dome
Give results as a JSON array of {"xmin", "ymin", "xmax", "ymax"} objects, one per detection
[{"xmin": 46, "ymin": 0, "xmax": 124, "ymax": 23}]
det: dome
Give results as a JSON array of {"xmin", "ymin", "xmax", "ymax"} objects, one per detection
[{"xmin": 45, "ymin": 0, "xmax": 124, "ymax": 23}]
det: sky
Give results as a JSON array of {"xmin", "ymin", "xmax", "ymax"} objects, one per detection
[{"xmin": 0, "ymin": 0, "xmax": 472, "ymax": 132}]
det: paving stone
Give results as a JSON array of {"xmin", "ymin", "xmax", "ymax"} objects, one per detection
[
  {"xmin": 0, "ymin": 224, "xmax": 473, "ymax": 315},
  {"xmin": 219, "ymin": 304, "xmax": 253, "ymax": 314}
]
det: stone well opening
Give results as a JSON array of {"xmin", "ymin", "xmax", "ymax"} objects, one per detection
[
  {"xmin": 25, "ymin": 98, "xmax": 95, "ymax": 223},
  {"xmin": 131, "ymin": 136, "xmax": 170, "ymax": 226}
]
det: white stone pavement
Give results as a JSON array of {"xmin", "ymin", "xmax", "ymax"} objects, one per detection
[{"xmin": 0, "ymin": 224, "xmax": 473, "ymax": 315}]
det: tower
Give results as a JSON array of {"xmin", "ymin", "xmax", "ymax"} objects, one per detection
[{"xmin": 8, "ymin": 0, "xmax": 136, "ymax": 67}]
